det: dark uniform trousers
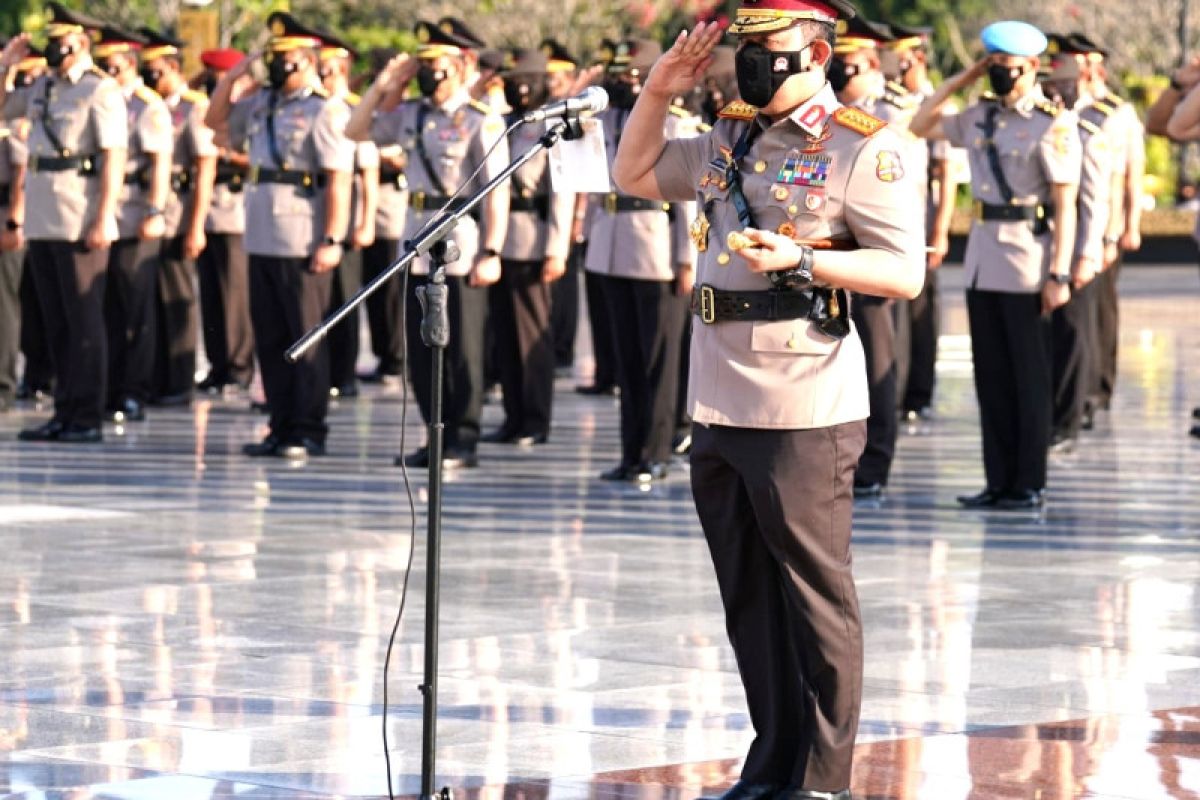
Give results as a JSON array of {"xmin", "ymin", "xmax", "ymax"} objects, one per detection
[
  {"xmin": 850, "ymin": 295, "xmax": 898, "ymax": 486},
  {"xmin": 327, "ymin": 246, "xmax": 363, "ymax": 390},
  {"xmin": 676, "ymin": 312, "xmax": 692, "ymax": 434},
  {"xmin": 249, "ymin": 255, "xmax": 333, "ymax": 443},
  {"xmin": 550, "ymin": 240, "xmax": 584, "ymax": 368},
  {"xmin": 27, "ymin": 240, "xmax": 109, "ymax": 428},
  {"xmin": 1092, "ymin": 261, "xmax": 1120, "ymax": 408},
  {"xmin": 0, "ymin": 245, "xmax": 23, "ymax": 401},
  {"xmin": 691, "ymin": 420, "xmax": 866, "ymax": 792},
  {"xmin": 362, "ymin": 237, "xmax": 404, "ymax": 376},
  {"xmin": 405, "ymin": 275, "xmax": 486, "ymax": 455},
  {"xmin": 196, "ymin": 232, "xmax": 254, "ymax": 387},
  {"xmin": 601, "ymin": 275, "xmax": 683, "ymax": 467},
  {"xmin": 493, "ymin": 259, "xmax": 555, "ymax": 438},
  {"xmin": 966, "ymin": 289, "xmax": 1052, "ymax": 492},
  {"xmin": 584, "ymin": 265, "xmax": 618, "ymax": 390},
  {"xmin": 1052, "ymin": 281, "xmax": 1098, "ymax": 438},
  {"xmin": 19, "ymin": 252, "xmax": 54, "ymax": 392},
  {"xmin": 105, "ymin": 238, "xmax": 160, "ymax": 405},
  {"xmin": 155, "ymin": 236, "xmax": 199, "ymax": 398},
  {"xmin": 899, "ymin": 267, "xmax": 939, "ymax": 413}
]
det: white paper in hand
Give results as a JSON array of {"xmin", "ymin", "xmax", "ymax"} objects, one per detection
[{"xmin": 548, "ymin": 118, "xmax": 610, "ymax": 194}]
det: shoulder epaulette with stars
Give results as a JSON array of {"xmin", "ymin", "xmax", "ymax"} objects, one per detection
[
  {"xmin": 832, "ymin": 106, "xmax": 886, "ymax": 137},
  {"xmin": 182, "ymin": 89, "xmax": 207, "ymax": 105},
  {"xmin": 668, "ymin": 104, "xmax": 690, "ymax": 118},
  {"xmin": 1079, "ymin": 117, "xmax": 1101, "ymax": 136},
  {"xmin": 882, "ymin": 89, "xmax": 917, "ymax": 110},
  {"xmin": 313, "ymin": 86, "xmax": 330, "ymax": 99},
  {"xmin": 134, "ymin": 85, "xmax": 159, "ymax": 104},
  {"xmin": 1033, "ymin": 99, "xmax": 1060, "ymax": 118},
  {"xmin": 697, "ymin": 121, "xmax": 713, "ymax": 133},
  {"xmin": 467, "ymin": 99, "xmax": 491, "ymax": 114},
  {"xmin": 345, "ymin": 91, "xmax": 361, "ymax": 107},
  {"xmin": 718, "ymin": 100, "xmax": 757, "ymax": 121},
  {"xmin": 1092, "ymin": 99, "xmax": 1116, "ymax": 116}
]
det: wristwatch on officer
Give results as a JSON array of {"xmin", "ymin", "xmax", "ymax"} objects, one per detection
[
  {"xmin": 481, "ymin": 247, "xmax": 500, "ymax": 259},
  {"xmin": 4, "ymin": 219, "xmax": 19, "ymax": 231},
  {"xmin": 321, "ymin": 235, "xmax": 341, "ymax": 247},
  {"xmin": 1048, "ymin": 272, "xmax": 1071, "ymax": 285},
  {"xmin": 766, "ymin": 244, "xmax": 814, "ymax": 291}
]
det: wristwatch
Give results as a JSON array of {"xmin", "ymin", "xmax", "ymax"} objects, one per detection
[
  {"xmin": 4, "ymin": 219, "xmax": 19, "ymax": 231},
  {"xmin": 1048, "ymin": 272, "xmax": 1071, "ymax": 285},
  {"xmin": 1171, "ymin": 76, "xmax": 1186, "ymax": 92},
  {"xmin": 481, "ymin": 247, "xmax": 500, "ymax": 259},
  {"xmin": 766, "ymin": 244, "xmax": 814, "ymax": 290},
  {"xmin": 321, "ymin": 235, "xmax": 341, "ymax": 247}
]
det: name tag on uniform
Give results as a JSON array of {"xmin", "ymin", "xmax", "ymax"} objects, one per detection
[{"xmin": 777, "ymin": 154, "xmax": 830, "ymax": 188}]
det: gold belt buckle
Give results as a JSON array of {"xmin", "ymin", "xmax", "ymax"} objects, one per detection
[
  {"xmin": 700, "ymin": 285, "xmax": 716, "ymax": 325},
  {"xmin": 972, "ymin": 200, "xmax": 983, "ymax": 221},
  {"xmin": 249, "ymin": 165, "xmax": 261, "ymax": 184},
  {"xmin": 413, "ymin": 191, "xmax": 426, "ymax": 212},
  {"xmin": 604, "ymin": 193, "xmax": 617, "ymax": 214},
  {"xmin": 29, "ymin": 155, "xmax": 39, "ymax": 172}
]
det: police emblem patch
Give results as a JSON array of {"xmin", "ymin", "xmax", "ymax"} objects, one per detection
[{"xmin": 875, "ymin": 150, "xmax": 904, "ymax": 182}]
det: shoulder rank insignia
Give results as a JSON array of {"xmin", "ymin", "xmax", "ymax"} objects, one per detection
[
  {"xmin": 134, "ymin": 85, "xmax": 159, "ymax": 104},
  {"xmin": 697, "ymin": 122, "xmax": 713, "ymax": 134},
  {"xmin": 1079, "ymin": 118, "xmax": 1101, "ymax": 136},
  {"xmin": 832, "ymin": 106, "xmax": 886, "ymax": 137},
  {"xmin": 182, "ymin": 89, "xmax": 207, "ymax": 105},
  {"xmin": 1093, "ymin": 100, "xmax": 1116, "ymax": 116},
  {"xmin": 1034, "ymin": 100, "xmax": 1060, "ymax": 118},
  {"xmin": 668, "ymin": 104, "xmax": 689, "ymax": 118},
  {"xmin": 312, "ymin": 86, "xmax": 330, "ymax": 98},
  {"xmin": 345, "ymin": 92, "xmax": 362, "ymax": 107},
  {"xmin": 718, "ymin": 100, "xmax": 757, "ymax": 121},
  {"xmin": 468, "ymin": 99, "xmax": 491, "ymax": 115}
]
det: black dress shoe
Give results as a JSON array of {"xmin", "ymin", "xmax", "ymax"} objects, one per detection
[
  {"xmin": 995, "ymin": 489, "xmax": 1045, "ymax": 510},
  {"xmin": 330, "ymin": 382, "xmax": 359, "ymax": 398},
  {"xmin": 18, "ymin": 420, "xmax": 65, "ymax": 441},
  {"xmin": 672, "ymin": 430, "xmax": 692, "ymax": 455},
  {"xmin": 1192, "ymin": 407, "xmax": 1200, "ymax": 421},
  {"xmin": 154, "ymin": 391, "xmax": 193, "ymax": 407},
  {"xmin": 250, "ymin": 399, "xmax": 270, "ymax": 414},
  {"xmin": 853, "ymin": 481, "xmax": 884, "ymax": 500},
  {"xmin": 776, "ymin": 789, "xmax": 852, "ymax": 800},
  {"xmin": 901, "ymin": 406, "xmax": 933, "ymax": 422},
  {"xmin": 1048, "ymin": 433, "xmax": 1076, "ymax": 455},
  {"xmin": 398, "ymin": 448, "xmax": 430, "ymax": 468},
  {"xmin": 633, "ymin": 461, "xmax": 669, "ymax": 482},
  {"xmin": 196, "ymin": 374, "xmax": 227, "ymax": 394},
  {"xmin": 243, "ymin": 435, "xmax": 283, "ymax": 457},
  {"xmin": 599, "ymin": 463, "xmax": 637, "ymax": 481},
  {"xmin": 359, "ymin": 368, "xmax": 402, "ymax": 386},
  {"xmin": 1191, "ymin": 424, "xmax": 1200, "ymax": 439},
  {"xmin": 957, "ymin": 488, "xmax": 1002, "ymax": 508},
  {"xmin": 696, "ymin": 781, "xmax": 781, "ymax": 800},
  {"xmin": 442, "ymin": 450, "xmax": 479, "ymax": 470},
  {"xmin": 575, "ymin": 383, "xmax": 617, "ymax": 396},
  {"xmin": 110, "ymin": 398, "xmax": 146, "ymax": 423},
  {"xmin": 481, "ymin": 427, "xmax": 520, "ymax": 444},
  {"xmin": 57, "ymin": 425, "xmax": 103, "ymax": 444},
  {"xmin": 279, "ymin": 437, "xmax": 326, "ymax": 460}
]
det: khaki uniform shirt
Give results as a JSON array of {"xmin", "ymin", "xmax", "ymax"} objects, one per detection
[
  {"xmin": 1074, "ymin": 103, "xmax": 1116, "ymax": 265},
  {"xmin": 587, "ymin": 106, "xmax": 697, "ymax": 281},
  {"xmin": 652, "ymin": 83, "xmax": 924, "ymax": 429},
  {"xmin": 4, "ymin": 56, "xmax": 127, "ymax": 242},
  {"xmin": 942, "ymin": 88, "xmax": 1082, "ymax": 293},
  {"xmin": 375, "ymin": 140, "xmax": 409, "ymax": 241},
  {"xmin": 206, "ymin": 152, "xmax": 246, "ymax": 235},
  {"xmin": 0, "ymin": 124, "xmax": 28, "ymax": 220},
  {"xmin": 228, "ymin": 84, "xmax": 355, "ymax": 258},
  {"xmin": 368, "ymin": 90, "xmax": 510, "ymax": 276},
  {"xmin": 164, "ymin": 87, "xmax": 218, "ymax": 239},
  {"xmin": 1092, "ymin": 95, "xmax": 1144, "ymax": 240},
  {"xmin": 115, "ymin": 81, "xmax": 173, "ymax": 240},
  {"xmin": 501, "ymin": 121, "xmax": 574, "ymax": 262}
]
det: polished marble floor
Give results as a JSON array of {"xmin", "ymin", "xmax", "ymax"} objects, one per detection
[{"xmin": 2, "ymin": 265, "xmax": 1200, "ymax": 799}]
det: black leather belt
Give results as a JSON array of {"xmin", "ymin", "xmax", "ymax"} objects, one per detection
[
  {"xmin": 602, "ymin": 193, "xmax": 673, "ymax": 215},
  {"xmin": 214, "ymin": 168, "xmax": 246, "ymax": 192},
  {"xmin": 409, "ymin": 192, "xmax": 467, "ymax": 213},
  {"xmin": 974, "ymin": 201, "xmax": 1053, "ymax": 222},
  {"xmin": 30, "ymin": 154, "xmax": 97, "ymax": 175},
  {"xmin": 691, "ymin": 284, "xmax": 850, "ymax": 339},
  {"xmin": 509, "ymin": 195, "xmax": 549, "ymax": 216},
  {"xmin": 124, "ymin": 170, "xmax": 146, "ymax": 186},
  {"xmin": 379, "ymin": 169, "xmax": 405, "ymax": 187},
  {"xmin": 0, "ymin": 183, "xmax": 9, "ymax": 204},
  {"xmin": 248, "ymin": 166, "xmax": 325, "ymax": 189},
  {"xmin": 171, "ymin": 170, "xmax": 193, "ymax": 194}
]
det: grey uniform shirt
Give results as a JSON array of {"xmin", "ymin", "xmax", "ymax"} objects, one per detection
[
  {"xmin": 371, "ymin": 104, "xmax": 410, "ymax": 241},
  {"xmin": 164, "ymin": 87, "xmax": 218, "ymax": 238},
  {"xmin": 115, "ymin": 81, "xmax": 173, "ymax": 239},
  {"xmin": 501, "ymin": 121, "xmax": 574, "ymax": 262},
  {"xmin": 206, "ymin": 151, "xmax": 246, "ymax": 235},
  {"xmin": 1074, "ymin": 103, "xmax": 1116, "ymax": 265},
  {"xmin": 942, "ymin": 89, "xmax": 1083, "ymax": 293},
  {"xmin": 586, "ymin": 106, "xmax": 696, "ymax": 281},
  {"xmin": 228, "ymin": 84, "xmax": 355, "ymax": 258},
  {"xmin": 4, "ymin": 56, "xmax": 127, "ymax": 242},
  {"xmin": 652, "ymin": 84, "xmax": 924, "ymax": 430},
  {"xmin": 368, "ymin": 90, "xmax": 510, "ymax": 277},
  {"xmin": 0, "ymin": 124, "xmax": 28, "ymax": 219}
]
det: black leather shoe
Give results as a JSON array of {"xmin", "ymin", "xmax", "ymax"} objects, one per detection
[
  {"xmin": 957, "ymin": 488, "xmax": 1002, "ymax": 508},
  {"xmin": 1048, "ymin": 434, "xmax": 1076, "ymax": 455},
  {"xmin": 330, "ymin": 382, "xmax": 359, "ymax": 399},
  {"xmin": 995, "ymin": 489, "xmax": 1045, "ymax": 510},
  {"xmin": 776, "ymin": 789, "xmax": 852, "ymax": 800},
  {"xmin": 442, "ymin": 450, "xmax": 479, "ymax": 470},
  {"xmin": 901, "ymin": 406, "xmax": 933, "ymax": 422},
  {"xmin": 243, "ymin": 435, "xmax": 283, "ymax": 457},
  {"xmin": 1191, "ymin": 424, "xmax": 1200, "ymax": 439},
  {"xmin": 57, "ymin": 425, "xmax": 103, "ymax": 444},
  {"xmin": 279, "ymin": 437, "xmax": 325, "ymax": 460},
  {"xmin": 18, "ymin": 420, "xmax": 65, "ymax": 441},
  {"xmin": 575, "ymin": 383, "xmax": 617, "ymax": 396},
  {"xmin": 398, "ymin": 448, "xmax": 428, "ymax": 468},
  {"xmin": 853, "ymin": 481, "xmax": 884, "ymax": 500},
  {"xmin": 154, "ymin": 391, "xmax": 193, "ymax": 407},
  {"xmin": 110, "ymin": 398, "xmax": 146, "ymax": 423},
  {"xmin": 696, "ymin": 781, "xmax": 781, "ymax": 800},
  {"xmin": 1192, "ymin": 407, "xmax": 1200, "ymax": 421},
  {"xmin": 359, "ymin": 368, "xmax": 402, "ymax": 386},
  {"xmin": 599, "ymin": 463, "xmax": 637, "ymax": 481},
  {"xmin": 633, "ymin": 461, "xmax": 669, "ymax": 482},
  {"xmin": 196, "ymin": 374, "xmax": 228, "ymax": 394},
  {"xmin": 481, "ymin": 427, "xmax": 520, "ymax": 444},
  {"xmin": 672, "ymin": 431, "xmax": 692, "ymax": 455}
]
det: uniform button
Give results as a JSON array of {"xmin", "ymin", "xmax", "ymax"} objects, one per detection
[
  {"xmin": 787, "ymin": 336, "xmax": 798, "ymax": 350},
  {"xmin": 754, "ymin": 161, "xmax": 767, "ymax": 173},
  {"xmin": 981, "ymin": 183, "xmax": 990, "ymax": 192},
  {"xmin": 717, "ymin": 252, "xmax": 730, "ymax": 266},
  {"xmin": 774, "ymin": 187, "xmax": 789, "ymax": 201},
  {"xmin": 788, "ymin": 205, "xmax": 799, "ymax": 215},
  {"xmin": 427, "ymin": 121, "xmax": 437, "ymax": 130},
  {"xmin": 997, "ymin": 121, "xmax": 1007, "ymax": 129}
]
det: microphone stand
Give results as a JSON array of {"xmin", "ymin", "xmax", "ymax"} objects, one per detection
[{"xmin": 286, "ymin": 114, "xmax": 580, "ymax": 800}]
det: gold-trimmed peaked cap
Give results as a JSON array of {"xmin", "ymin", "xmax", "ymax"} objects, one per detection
[
  {"xmin": 136, "ymin": 27, "xmax": 184, "ymax": 62},
  {"xmin": 607, "ymin": 38, "xmax": 661, "ymax": 74},
  {"xmin": 832, "ymin": 15, "xmax": 893, "ymax": 55},
  {"xmin": 43, "ymin": 1, "xmax": 104, "ymax": 39},
  {"xmin": 265, "ymin": 11, "xmax": 323, "ymax": 54},
  {"xmin": 313, "ymin": 26, "xmax": 359, "ymax": 62},
  {"xmin": 414, "ymin": 19, "xmax": 478, "ymax": 59},
  {"xmin": 538, "ymin": 38, "xmax": 578, "ymax": 73},
  {"xmin": 728, "ymin": 0, "xmax": 856, "ymax": 36},
  {"xmin": 92, "ymin": 25, "xmax": 146, "ymax": 59}
]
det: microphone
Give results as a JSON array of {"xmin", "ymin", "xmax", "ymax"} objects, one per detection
[{"xmin": 522, "ymin": 86, "xmax": 609, "ymax": 124}]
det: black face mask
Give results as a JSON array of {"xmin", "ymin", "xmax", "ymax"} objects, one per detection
[
  {"xmin": 268, "ymin": 58, "xmax": 299, "ymax": 90},
  {"xmin": 826, "ymin": 58, "xmax": 860, "ymax": 93},
  {"xmin": 95, "ymin": 58, "xmax": 119, "ymax": 78},
  {"xmin": 735, "ymin": 42, "xmax": 809, "ymax": 108},
  {"xmin": 14, "ymin": 72, "xmax": 36, "ymax": 89},
  {"xmin": 987, "ymin": 63, "xmax": 1026, "ymax": 97},
  {"xmin": 503, "ymin": 76, "xmax": 546, "ymax": 114},
  {"xmin": 416, "ymin": 65, "xmax": 448, "ymax": 98},
  {"xmin": 44, "ymin": 38, "xmax": 73, "ymax": 69},
  {"xmin": 140, "ymin": 67, "xmax": 162, "ymax": 90},
  {"xmin": 605, "ymin": 79, "xmax": 638, "ymax": 110}
]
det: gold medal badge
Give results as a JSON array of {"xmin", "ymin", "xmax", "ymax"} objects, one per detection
[{"xmin": 690, "ymin": 213, "xmax": 711, "ymax": 253}]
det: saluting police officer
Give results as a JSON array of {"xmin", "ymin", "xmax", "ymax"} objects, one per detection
[
  {"xmin": 590, "ymin": 38, "xmax": 696, "ymax": 483},
  {"xmin": 345, "ymin": 21, "xmax": 510, "ymax": 470},
  {"xmin": 911, "ymin": 22, "xmax": 1082, "ymax": 510},
  {"xmin": 483, "ymin": 48, "xmax": 574, "ymax": 445},
  {"xmin": 829, "ymin": 16, "xmax": 909, "ymax": 499},
  {"xmin": 614, "ymin": 0, "xmax": 923, "ymax": 794},
  {"xmin": 140, "ymin": 29, "xmax": 218, "ymax": 407},
  {"xmin": 0, "ymin": 84, "xmax": 28, "ymax": 413},
  {"xmin": 195, "ymin": 48, "xmax": 255, "ymax": 396},
  {"xmin": 1, "ymin": 4, "xmax": 128, "ymax": 444},
  {"xmin": 315, "ymin": 29, "xmax": 379, "ymax": 399},
  {"xmin": 206, "ymin": 11, "xmax": 355, "ymax": 461},
  {"xmin": 93, "ymin": 26, "xmax": 172, "ymax": 424}
]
